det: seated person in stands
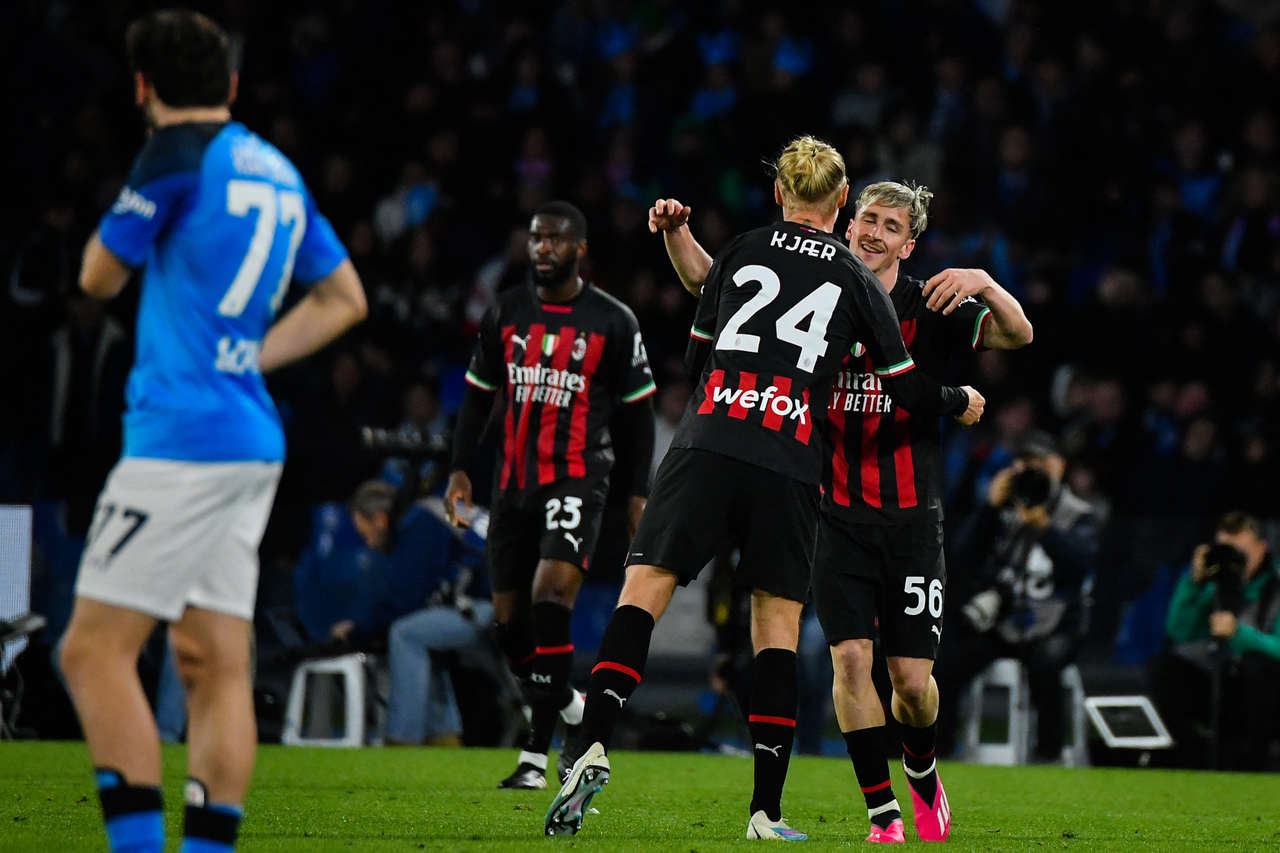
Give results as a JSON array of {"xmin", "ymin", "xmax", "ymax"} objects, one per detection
[
  {"xmin": 933, "ymin": 432, "xmax": 1101, "ymax": 761},
  {"xmin": 1151, "ymin": 511, "xmax": 1280, "ymax": 769}
]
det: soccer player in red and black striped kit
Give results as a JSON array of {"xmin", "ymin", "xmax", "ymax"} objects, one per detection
[
  {"xmin": 649, "ymin": 181, "xmax": 1031, "ymax": 842},
  {"xmin": 446, "ymin": 201, "xmax": 657, "ymax": 790},
  {"xmin": 546, "ymin": 138, "xmax": 982, "ymax": 841}
]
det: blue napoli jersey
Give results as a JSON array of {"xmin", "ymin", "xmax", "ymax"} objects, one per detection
[{"xmin": 99, "ymin": 121, "xmax": 347, "ymax": 462}]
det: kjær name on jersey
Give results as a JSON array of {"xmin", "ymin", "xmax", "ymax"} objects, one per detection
[{"xmin": 770, "ymin": 230, "xmax": 837, "ymax": 261}]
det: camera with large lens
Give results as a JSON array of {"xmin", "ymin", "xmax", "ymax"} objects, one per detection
[
  {"xmin": 1202, "ymin": 542, "xmax": 1247, "ymax": 613},
  {"xmin": 1009, "ymin": 467, "xmax": 1053, "ymax": 508}
]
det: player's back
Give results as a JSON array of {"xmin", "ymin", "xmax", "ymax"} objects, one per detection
[
  {"xmin": 673, "ymin": 221, "xmax": 871, "ymax": 484},
  {"xmin": 99, "ymin": 121, "xmax": 346, "ymax": 463}
]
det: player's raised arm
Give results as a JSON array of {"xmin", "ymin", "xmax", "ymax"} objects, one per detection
[
  {"xmin": 257, "ymin": 258, "xmax": 367, "ymax": 373},
  {"xmin": 649, "ymin": 197, "xmax": 712, "ymax": 296},
  {"xmin": 922, "ymin": 268, "xmax": 1033, "ymax": 350}
]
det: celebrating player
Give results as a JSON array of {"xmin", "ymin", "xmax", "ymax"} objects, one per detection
[
  {"xmin": 445, "ymin": 201, "xmax": 657, "ymax": 790},
  {"xmin": 59, "ymin": 11, "xmax": 367, "ymax": 853},
  {"xmin": 546, "ymin": 136, "xmax": 980, "ymax": 841},
  {"xmin": 650, "ymin": 181, "xmax": 1031, "ymax": 842}
]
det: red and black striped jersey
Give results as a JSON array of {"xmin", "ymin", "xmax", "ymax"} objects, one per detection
[
  {"xmin": 671, "ymin": 222, "xmax": 922, "ymax": 485},
  {"xmin": 825, "ymin": 274, "xmax": 991, "ymax": 523},
  {"xmin": 464, "ymin": 283, "xmax": 656, "ymax": 494}
]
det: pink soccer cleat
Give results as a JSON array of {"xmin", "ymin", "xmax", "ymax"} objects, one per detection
[
  {"xmin": 865, "ymin": 818, "xmax": 905, "ymax": 843},
  {"xmin": 904, "ymin": 760, "xmax": 951, "ymax": 841}
]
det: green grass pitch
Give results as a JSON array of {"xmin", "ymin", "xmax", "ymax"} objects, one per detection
[{"xmin": 2, "ymin": 742, "xmax": 1277, "ymax": 851}]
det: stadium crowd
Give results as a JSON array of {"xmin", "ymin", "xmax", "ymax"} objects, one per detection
[{"xmin": 3, "ymin": 1, "xmax": 1279, "ymax": 759}]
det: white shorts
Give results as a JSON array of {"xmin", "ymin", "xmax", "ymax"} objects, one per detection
[{"xmin": 74, "ymin": 457, "xmax": 282, "ymax": 622}]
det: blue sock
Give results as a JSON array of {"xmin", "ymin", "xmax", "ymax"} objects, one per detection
[
  {"xmin": 95, "ymin": 768, "xmax": 164, "ymax": 853},
  {"xmin": 181, "ymin": 778, "xmax": 243, "ymax": 852}
]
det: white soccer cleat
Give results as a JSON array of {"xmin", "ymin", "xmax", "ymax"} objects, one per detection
[
  {"xmin": 746, "ymin": 810, "xmax": 808, "ymax": 841},
  {"xmin": 544, "ymin": 741, "xmax": 609, "ymax": 837}
]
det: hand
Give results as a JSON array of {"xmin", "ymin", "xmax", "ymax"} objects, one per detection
[
  {"xmin": 1191, "ymin": 544, "xmax": 1211, "ymax": 584},
  {"xmin": 330, "ymin": 619, "xmax": 355, "ymax": 642},
  {"xmin": 988, "ymin": 464, "xmax": 1018, "ymax": 507},
  {"xmin": 1209, "ymin": 610, "xmax": 1238, "ymax": 639},
  {"xmin": 444, "ymin": 470, "xmax": 474, "ymax": 527},
  {"xmin": 962, "ymin": 589, "xmax": 1002, "ymax": 632},
  {"xmin": 648, "ymin": 198, "xmax": 691, "ymax": 233},
  {"xmin": 1017, "ymin": 504, "xmax": 1052, "ymax": 530},
  {"xmin": 954, "ymin": 385, "xmax": 985, "ymax": 426},
  {"xmin": 627, "ymin": 495, "xmax": 647, "ymax": 540},
  {"xmin": 923, "ymin": 268, "xmax": 994, "ymax": 314}
]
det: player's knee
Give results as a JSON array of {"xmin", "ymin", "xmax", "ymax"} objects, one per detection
[
  {"xmin": 830, "ymin": 641, "xmax": 873, "ymax": 690},
  {"xmin": 890, "ymin": 669, "xmax": 932, "ymax": 707},
  {"xmin": 58, "ymin": 631, "xmax": 93, "ymax": 682}
]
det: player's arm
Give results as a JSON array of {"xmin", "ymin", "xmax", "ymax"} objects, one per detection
[
  {"xmin": 921, "ymin": 268, "xmax": 1032, "ymax": 350},
  {"xmin": 649, "ymin": 198, "xmax": 711, "ymax": 296},
  {"xmin": 257, "ymin": 259, "xmax": 367, "ymax": 373},
  {"xmin": 612, "ymin": 317, "xmax": 658, "ymax": 537},
  {"xmin": 445, "ymin": 310, "xmax": 504, "ymax": 527},
  {"xmin": 853, "ymin": 268, "xmax": 981, "ymax": 423},
  {"xmin": 79, "ymin": 232, "xmax": 133, "ymax": 299}
]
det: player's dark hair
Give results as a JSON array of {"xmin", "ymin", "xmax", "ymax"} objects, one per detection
[
  {"xmin": 125, "ymin": 9, "xmax": 233, "ymax": 108},
  {"xmin": 532, "ymin": 201, "xmax": 588, "ymax": 240}
]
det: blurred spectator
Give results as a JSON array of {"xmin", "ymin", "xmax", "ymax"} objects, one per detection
[
  {"xmin": 936, "ymin": 432, "xmax": 1101, "ymax": 761},
  {"xmin": 1150, "ymin": 512, "xmax": 1280, "ymax": 769}
]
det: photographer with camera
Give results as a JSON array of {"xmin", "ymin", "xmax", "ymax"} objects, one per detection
[
  {"xmin": 934, "ymin": 431, "xmax": 1101, "ymax": 761},
  {"xmin": 1151, "ymin": 511, "xmax": 1280, "ymax": 769}
]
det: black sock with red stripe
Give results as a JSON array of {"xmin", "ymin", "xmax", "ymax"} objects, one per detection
[
  {"xmin": 581, "ymin": 604, "xmax": 654, "ymax": 751},
  {"xmin": 495, "ymin": 618, "xmax": 536, "ymax": 680},
  {"xmin": 845, "ymin": 727, "xmax": 901, "ymax": 830},
  {"xmin": 901, "ymin": 719, "xmax": 939, "ymax": 803},
  {"xmin": 525, "ymin": 601, "xmax": 574, "ymax": 756},
  {"xmin": 748, "ymin": 648, "xmax": 797, "ymax": 822}
]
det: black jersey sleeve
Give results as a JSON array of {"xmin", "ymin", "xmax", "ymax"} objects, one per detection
[
  {"xmin": 684, "ymin": 258, "xmax": 723, "ymax": 381},
  {"xmin": 851, "ymin": 266, "xmax": 969, "ymax": 418},
  {"xmin": 943, "ymin": 295, "xmax": 993, "ymax": 352},
  {"xmin": 614, "ymin": 307, "xmax": 657, "ymax": 404},
  {"xmin": 463, "ymin": 308, "xmax": 505, "ymax": 393}
]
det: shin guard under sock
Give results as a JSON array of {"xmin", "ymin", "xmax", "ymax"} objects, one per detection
[
  {"xmin": 748, "ymin": 648, "xmax": 798, "ymax": 822},
  {"xmin": 581, "ymin": 604, "xmax": 654, "ymax": 750}
]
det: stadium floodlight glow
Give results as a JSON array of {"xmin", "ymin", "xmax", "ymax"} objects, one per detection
[{"xmin": 1083, "ymin": 696, "xmax": 1173, "ymax": 750}]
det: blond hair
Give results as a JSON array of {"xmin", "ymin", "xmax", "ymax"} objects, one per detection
[
  {"xmin": 773, "ymin": 135, "xmax": 847, "ymax": 212},
  {"xmin": 855, "ymin": 180, "xmax": 934, "ymax": 238}
]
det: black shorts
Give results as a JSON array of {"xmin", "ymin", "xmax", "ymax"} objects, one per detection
[
  {"xmin": 813, "ymin": 512, "xmax": 946, "ymax": 659},
  {"xmin": 625, "ymin": 448, "xmax": 818, "ymax": 604},
  {"xmin": 487, "ymin": 476, "xmax": 609, "ymax": 592}
]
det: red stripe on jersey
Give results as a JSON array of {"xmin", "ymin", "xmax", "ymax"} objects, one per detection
[
  {"xmin": 698, "ymin": 369, "xmax": 725, "ymax": 415},
  {"xmin": 499, "ymin": 325, "xmax": 518, "ymax": 489},
  {"xmin": 795, "ymin": 388, "xmax": 812, "ymax": 444},
  {"xmin": 537, "ymin": 326, "xmax": 577, "ymax": 485},
  {"xmin": 761, "ymin": 375, "xmax": 793, "ymax": 432},
  {"xmin": 566, "ymin": 332, "xmax": 606, "ymax": 478},
  {"xmin": 901, "ymin": 317, "xmax": 918, "ymax": 349},
  {"xmin": 541, "ymin": 303, "xmax": 573, "ymax": 313},
  {"xmin": 728, "ymin": 372, "xmax": 756, "ymax": 420},
  {"xmin": 860, "ymin": 408, "xmax": 883, "ymax": 507},
  {"xmin": 828, "ymin": 396, "xmax": 851, "ymax": 506},
  {"xmin": 511, "ymin": 322, "xmax": 547, "ymax": 490},
  {"xmin": 892, "ymin": 406, "xmax": 917, "ymax": 508}
]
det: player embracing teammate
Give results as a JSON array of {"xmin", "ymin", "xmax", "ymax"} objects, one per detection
[
  {"xmin": 649, "ymin": 180, "xmax": 1032, "ymax": 842},
  {"xmin": 546, "ymin": 136, "xmax": 980, "ymax": 841}
]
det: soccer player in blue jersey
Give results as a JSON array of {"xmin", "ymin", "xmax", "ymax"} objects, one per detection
[{"xmin": 58, "ymin": 11, "xmax": 367, "ymax": 853}]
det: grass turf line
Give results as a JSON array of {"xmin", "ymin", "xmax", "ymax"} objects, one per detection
[{"xmin": 1, "ymin": 742, "xmax": 1277, "ymax": 851}]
